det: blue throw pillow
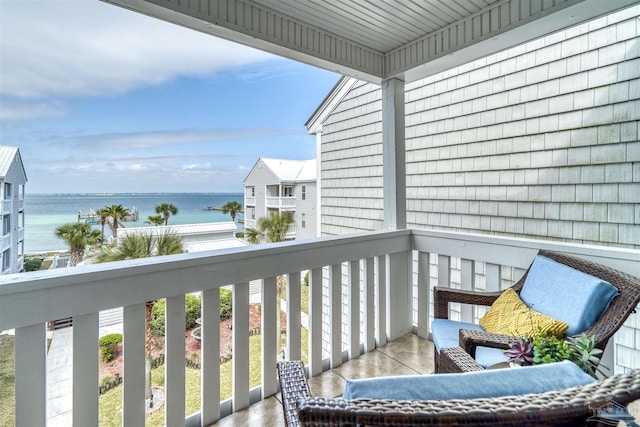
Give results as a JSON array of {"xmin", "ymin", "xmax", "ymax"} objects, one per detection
[
  {"xmin": 519, "ymin": 255, "xmax": 618, "ymax": 336},
  {"xmin": 343, "ymin": 361, "xmax": 594, "ymax": 401}
]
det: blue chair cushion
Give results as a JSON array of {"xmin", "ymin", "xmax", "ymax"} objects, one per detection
[
  {"xmin": 519, "ymin": 255, "xmax": 619, "ymax": 336},
  {"xmin": 431, "ymin": 318, "xmax": 507, "ymax": 368},
  {"xmin": 343, "ymin": 360, "xmax": 594, "ymax": 401}
]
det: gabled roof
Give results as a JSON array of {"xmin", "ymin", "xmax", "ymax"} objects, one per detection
[
  {"xmin": 184, "ymin": 238, "xmax": 247, "ymax": 253},
  {"xmin": 0, "ymin": 146, "xmax": 27, "ymax": 181},
  {"xmin": 306, "ymin": 76, "xmax": 358, "ymax": 134},
  {"xmin": 261, "ymin": 158, "xmax": 316, "ymax": 182},
  {"xmin": 245, "ymin": 158, "xmax": 316, "ymax": 184}
]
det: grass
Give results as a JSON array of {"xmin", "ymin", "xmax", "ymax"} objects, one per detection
[
  {"xmin": 0, "ymin": 326, "xmax": 307, "ymax": 427},
  {"xmin": 98, "ymin": 334, "xmax": 265, "ymax": 427},
  {"xmin": 0, "ymin": 335, "xmax": 15, "ymax": 427}
]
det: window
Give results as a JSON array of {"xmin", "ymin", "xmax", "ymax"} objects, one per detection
[
  {"xmin": 302, "ymin": 186, "xmax": 306, "ymax": 200},
  {"xmin": 283, "ymin": 186, "xmax": 293, "ymax": 197},
  {"xmin": 301, "ymin": 213, "xmax": 306, "ymax": 228},
  {"xmin": 251, "ymin": 208, "xmax": 255, "ymax": 219},
  {"xmin": 251, "ymin": 187, "xmax": 255, "ymax": 197},
  {"xmin": 3, "ymin": 215, "xmax": 10, "ymax": 235},
  {"xmin": 3, "ymin": 249, "xmax": 10, "ymax": 270},
  {"xmin": 3, "ymin": 183, "xmax": 11, "ymax": 200},
  {"xmin": 18, "ymin": 211, "xmax": 24, "ymax": 229}
]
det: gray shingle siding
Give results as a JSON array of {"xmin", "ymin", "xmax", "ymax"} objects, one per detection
[{"xmin": 316, "ymin": 6, "xmax": 640, "ymax": 372}]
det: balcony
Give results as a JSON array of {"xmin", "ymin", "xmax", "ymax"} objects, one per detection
[
  {"xmin": 0, "ymin": 229, "xmax": 638, "ymax": 426},
  {"xmin": 265, "ymin": 196, "xmax": 296, "ymax": 211}
]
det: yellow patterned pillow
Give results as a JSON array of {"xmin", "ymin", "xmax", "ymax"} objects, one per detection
[{"xmin": 479, "ymin": 288, "xmax": 568, "ymax": 338}]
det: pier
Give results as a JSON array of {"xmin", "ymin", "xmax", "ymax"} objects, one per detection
[{"xmin": 78, "ymin": 208, "xmax": 139, "ymax": 224}]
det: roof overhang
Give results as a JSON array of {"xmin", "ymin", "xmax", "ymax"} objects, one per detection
[{"xmin": 102, "ymin": 0, "xmax": 638, "ymax": 84}]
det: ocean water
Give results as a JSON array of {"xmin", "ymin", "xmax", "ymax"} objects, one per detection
[{"xmin": 25, "ymin": 193, "xmax": 243, "ymax": 253}]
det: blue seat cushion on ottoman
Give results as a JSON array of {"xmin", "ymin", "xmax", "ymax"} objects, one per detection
[
  {"xmin": 431, "ymin": 318, "xmax": 507, "ymax": 368},
  {"xmin": 519, "ymin": 255, "xmax": 619, "ymax": 336},
  {"xmin": 343, "ymin": 360, "xmax": 594, "ymax": 401}
]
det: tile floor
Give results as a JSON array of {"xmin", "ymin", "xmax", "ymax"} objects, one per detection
[{"xmin": 211, "ymin": 334, "xmax": 434, "ymax": 426}]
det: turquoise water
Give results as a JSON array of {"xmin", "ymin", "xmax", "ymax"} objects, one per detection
[{"xmin": 25, "ymin": 193, "xmax": 243, "ymax": 253}]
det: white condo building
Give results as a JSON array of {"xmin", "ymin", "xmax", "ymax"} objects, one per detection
[
  {"xmin": 0, "ymin": 146, "xmax": 26, "ymax": 274},
  {"xmin": 243, "ymin": 157, "xmax": 317, "ymax": 240}
]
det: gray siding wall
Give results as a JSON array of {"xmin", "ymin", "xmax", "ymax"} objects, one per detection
[
  {"xmin": 2, "ymin": 157, "xmax": 26, "ymax": 274},
  {"xmin": 320, "ymin": 81, "xmax": 384, "ymax": 235},
  {"xmin": 318, "ymin": 6, "xmax": 640, "ymax": 372}
]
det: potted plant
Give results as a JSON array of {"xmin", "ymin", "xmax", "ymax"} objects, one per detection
[{"xmin": 504, "ymin": 332, "xmax": 604, "ymax": 378}]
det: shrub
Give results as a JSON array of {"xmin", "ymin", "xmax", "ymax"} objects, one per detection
[
  {"xmin": 150, "ymin": 294, "xmax": 202, "ymax": 336},
  {"xmin": 304, "ymin": 271, "xmax": 309, "ymax": 286},
  {"xmin": 24, "ymin": 258, "xmax": 43, "ymax": 272},
  {"xmin": 220, "ymin": 288, "xmax": 233, "ymax": 321},
  {"xmin": 99, "ymin": 333, "xmax": 122, "ymax": 362}
]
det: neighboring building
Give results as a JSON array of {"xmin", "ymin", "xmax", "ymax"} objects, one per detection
[
  {"xmin": 0, "ymin": 146, "xmax": 27, "ymax": 274},
  {"xmin": 308, "ymin": 7, "xmax": 640, "ymax": 373},
  {"xmin": 118, "ymin": 221, "xmax": 241, "ymax": 252},
  {"xmin": 243, "ymin": 158, "xmax": 317, "ymax": 240}
]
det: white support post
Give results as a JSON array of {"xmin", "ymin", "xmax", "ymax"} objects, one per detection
[
  {"xmin": 262, "ymin": 277, "xmax": 278, "ymax": 398},
  {"xmin": 287, "ymin": 271, "xmax": 302, "ymax": 361},
  {"xmin": 381, "ymin": 78, "xmax": 406, "ymax": 230},
  {"xmin": 165, "ymin": 295, "xmax": 186, "ymax": 427},
  {"xmin": 201, "ymin": 288, "xmax": 220, "ymax": 425},
  {"xmin": 376, "ymin": 256, "xmax": 387, "ymax": 347},
  {"xmin": 233, "ymin": 282, "xmax": 250, "ymax": 411},
  {"xmin": 364, "ymin": 257, "xmax": 375, "ymax": 352},
  {"xmin": 330, "ymin": 263, "xmax": 342, "ymax": 368},
  {"xmin": 348, "ymin": 260, "xmax": 361, "ymax": 359},
  {"xmin": 73, "ymin": 312, "xmax": 99, "ymax": 426},
  {"xmin": 15, "ymin": 323, "xmax": 46, "ymax": 427},
  {"xmin": 123, "ymin": 303, "xmax": 146, "ymax": 427},
  {"xmin": 309, "ymin": 267, "xmax": 323, "ymax": 376},
  {"xmin": 417, "ymin": 252, "xmax": 430, "ymax": 339},
  {"xmin": 387, "ymin": 251, "xmax": 411, "ymax": 340}
]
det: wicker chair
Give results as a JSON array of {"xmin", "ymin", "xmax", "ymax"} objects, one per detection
[
  {"xmin": 434, "ymin": 249, "xmax": 640, "ymax": 373},
  {"xmin": 277, "ymin": 360, "xmax": 640, "ymax": 426}
]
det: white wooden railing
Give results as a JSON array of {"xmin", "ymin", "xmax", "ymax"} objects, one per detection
[
  {"xmin": 265, "ymin": 196, "xmax": 296, "ymax": 210},
  {"xmin": 0, "ymin": 229, "xmax": 638, "ymax": 426}
]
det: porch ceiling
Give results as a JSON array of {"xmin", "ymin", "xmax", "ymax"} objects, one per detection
[{"xmin": 103, "ymin": 0, "xmax": 637, "ymax": 84}]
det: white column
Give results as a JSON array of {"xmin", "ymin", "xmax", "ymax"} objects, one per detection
[
  {"xmin": 315, "ymin": 131, "xmax": 322, "ymax": 238},
  {"xmin": 381, "ymin": 78, "xmax": 406, "ymax": 230}
]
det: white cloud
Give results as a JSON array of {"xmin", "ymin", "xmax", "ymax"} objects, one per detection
[
  {"xmin": 0, "ymin": 99, "xmax": 69, "ymax": 120},
  {"xmin": 0, "ymin": 0, "xmax": 275, "ymax": 99}
]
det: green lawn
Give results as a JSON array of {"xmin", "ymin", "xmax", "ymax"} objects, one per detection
[
  {"xmin": 0, "ymin": 335, "xmax": 15, "ymax": 427},
  {"xmin": 0, "ymin": 327, "xmax": 308, "ymax": 427}
]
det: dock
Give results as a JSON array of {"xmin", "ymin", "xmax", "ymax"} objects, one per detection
[{"xmin": 78, "ymin": 208, "xmax": 139, "ymax": 224}]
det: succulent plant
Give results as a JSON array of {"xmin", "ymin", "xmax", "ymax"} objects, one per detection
[{"xmin": 504, "ymin": 338, "xmax": 534, "ymax": 365}]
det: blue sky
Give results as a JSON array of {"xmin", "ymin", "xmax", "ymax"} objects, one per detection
[{"xmin": 0, "ymin": 0, "xmax": 340, "ymax": 194}]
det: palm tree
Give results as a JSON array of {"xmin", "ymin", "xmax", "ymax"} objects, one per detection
[
  {"xmin": 155, "ymin": 203, "xmax": 178, "ymax": 226},
  {"xmin": 221, "ymin": 200, "xmax": 242, "ymax": 222},
  {"xmin": 144, "ymin": 215, "xmax": 165, "ymax": 226},
  {"xmin": 102, "ymin": 204, "xmax": 130, "ymax": 240},
  {"xmin": 94, "ymin": 231, "xmax": 183, "ymax": 403},
  {"xmin": 245, "ymin": 211, "xmax": 294, "ymax": 244},
  {"xmin": 55, "ymin": 222, "xmax": 102, "ymax": 267},
  {"xmin": 96, "ymin": 208, "xmax": 109, "ymax": 243},
  {"xmin": 244, "ymin": 211, "xmax": 295, "ymax": 354}
]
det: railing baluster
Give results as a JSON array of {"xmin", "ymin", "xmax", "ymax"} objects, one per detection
[
  {"xmin": 417, "ymin": 251, "xmax": 430, "ymax": 339},
  {"xmin": 286, "ymin": 271, "xmax": 302, "ymax": 361},
  {"xmin": 438, "ymin": 255, "xmax": 452, "ymax": 319},
  {"xmin": 262, "ymin": 277, "xmax": 277, "ymax": 398},
  {"xmin": 309, "ymin": 267, "xmax": 323, "ymax": 376},
  {"xmin": 15, "ymin": 323, "xmax": 46, "ymax": 426},
  {"xmin": 232, "ymin": 282, "xmax": 250, "ymax": 411},
  {"xmin": 460, "ymin": 259, "xmax": 475, "ymax": 323},
  {"xmin": 330, "ymin": 263, "xmax": 342, "ymax": 367},
  {"xmin": 166, "ymin": 294, "xmax": 186, "ymax": 427},
  {"xmin": 73, "ymin": 312, "xmax": 99, "ymax": 426},
  {"xmin": 486, "ymin": 263, "xmax": 502, "ymax": 292},
  {"xmin": 376, "ymin": 255, "xmax": 387, "ymax": 347},
  {"xmin": 364, "ymin": 257, "xmax": 375, "ymax": 352},
  {"xmin": 388, "ymin": 251, "xmax": 411, "ymax": 340},
  {"xmin": 349, "ymin": 260, "xmax": 360, "ymax": 359},
  {"xmin": 201, "ymin": 288, "xmax": 220, "ymax": 425},
  {"xmin": 123, "ymin": 303, "xmax": 145, "ymax": 426}
]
